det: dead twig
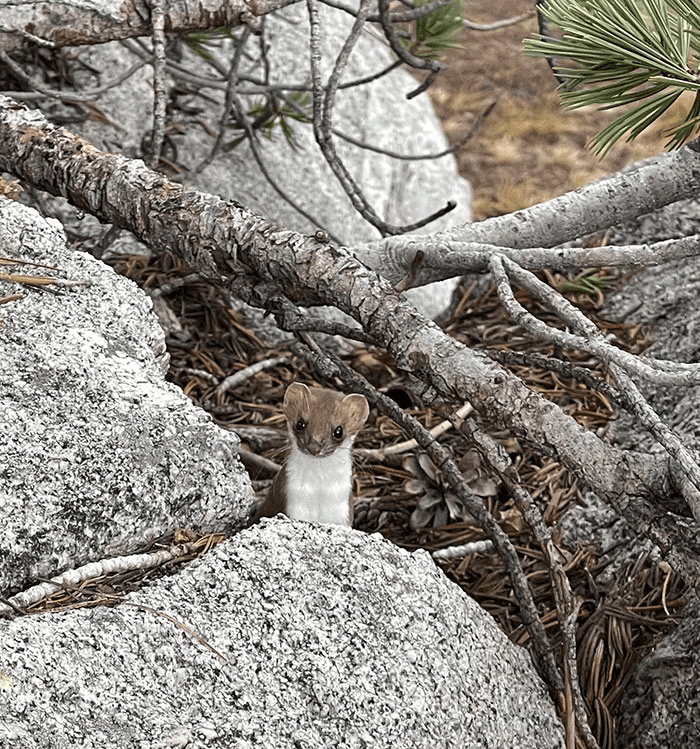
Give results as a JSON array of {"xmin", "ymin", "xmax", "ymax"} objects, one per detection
[
  {"xmin": 216, "ymin": 357, "xmax": 291, "ymax": 395},
  {"xmin": 490, "ymin": 252, "xmax": 700, "ymax": 386},
  {"xmin": 394, "ymin": 250, "xmax": 426, "ymax": 294},
  {"xmin": 146, "ymin": 0, "xmax": 168, "ymax": 169},
  {"xmin": 490, "ymin": 253, "xmax": 700, "ymax": 521},
  {"xmin": 238, "ymin": 447, "xmax": 281, "ymax": 476},
  {"xmin": 0, "ymin": 543, "xmax": 199, "ymax": 618},
  {"xmin": 0, "ymin": 272, "xmax": 89, "ymax": 288},
  {"xmin": 376, "ymin": 0, "xmax": 445, "ymax": 98},
  {"xmin": 357, "ymin": 401, "xmax": 473, "ymax": 459},
  {"xmin": 330, "ymin": 99, "xmax": 496, "ymax": 161},
  {"xmin": 431, "ymin": 539, "xmax": 494, "ymax": 559}
]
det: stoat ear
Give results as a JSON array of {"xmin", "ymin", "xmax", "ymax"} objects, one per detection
[
  {"xmin": 283, "ymin": 382, "xmax": 310, "ymax": 417},
  {"xmin": 342, "ymin": 393, "xmax": 369, "ymax": 429}
]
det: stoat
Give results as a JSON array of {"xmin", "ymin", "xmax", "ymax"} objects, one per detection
[{"xmin": 254, "ymin": 382, "xmax": 369, "ymax": 526}]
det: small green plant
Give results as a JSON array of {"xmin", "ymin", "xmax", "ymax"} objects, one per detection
[
  {"xmin": 184, "ymin": 28, "xmax": 235, "ymax": 61},
  {"xmin": 228, "ymin": 91, "xmax": 313, "ymax": 150},
  {"xmin": 558, "ymin": 268, "xmax": 613, "ymax": 295},
  {"xmin": 524, "ymin": 0, "xmax": 700, "ymax": 154},
  {"xmin": 406, "ymin": 0, "xmax": 465, "ymax": 59}
]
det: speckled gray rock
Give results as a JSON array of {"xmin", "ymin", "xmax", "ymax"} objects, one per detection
[
  {"xmin": 0, "ymin": 197, "xmax": 254, "ymax": 596},
  {"xmin": 616, "ymin": 594, "xmax": 700, "ymax": 749},
  {"xmin": 0, "ymin": 520, "xmax": 565, "ymax": 749}
]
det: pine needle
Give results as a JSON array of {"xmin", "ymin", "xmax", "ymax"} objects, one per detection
[{"xmin": 524, "ymin": 0, "xmax": 700, "ymax": 154}]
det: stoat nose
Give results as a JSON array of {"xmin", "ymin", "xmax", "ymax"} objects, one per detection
[{"xmin": 306, "ymin": 440, "xmax": 324, "ymax": 456}]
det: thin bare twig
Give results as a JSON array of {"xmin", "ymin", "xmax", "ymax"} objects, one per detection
[
  {"xmin": 490, "ymin": 253, "xmax": 700, "ymax": 522},
  {"xmin": 147, "ymin": 0, "xmax": 168, "ymax": 169},
  {"xmin": 608, "ymin": 361, "xmax": 700, "ymax": 523},
  {"xmin": 194, "ymin": 26, "xmax": 252, "ymax": 175},
  {"xmin": 487, "ymin": 349, "xmax": 620, "ymax": 406},
  {"xmin": 376, "ymin": 0, "xmax": 445, "ymax": 99},
  {"xmin": 331, "ymin": 99, "xmax": 496, "ymax": 161},
  {"xmin": 431, "ymin": 539, "xmax": 494, "ymax": 559},
  {"xmin": 172, "ymin": 366, "xmax": 220, "ymax": 386},
  {"xmin": 229, "ymin": 91, "xmax": 342, "ymax": 243},
  {"xmin": 153, "ymin": 273, "xmax": 202, "ymax": 294},
  {"xmin": 0, "ymin": 49, "xmax": 146, "ymax": 102},
  {"xmin": 463, "ymin": 420, "xmax": 598, "ymax": 749},
  {"xmin": 378, "ymin": 0, "xmax": 455, "ymax": 22},
  {"xmin": 318, "ymin": 0, "xmax": 454, "ymax": 24},
  {"xmin": 307, "ymin": 0, "xmax": 456, "ymax": 235},
  {"xmin": 222, "ymin": 424, "xmax": 282, "ymax": 447},
  {"xmin": 0, "ymin": 26, "xmax": 55, "ymax": 47},
  {"xmin": 164, "ymin": 59, "xmax": 404, "ymax": 96},
  {"xmin": 216, "ymin": 357, "xmax": 291, "ymax": 395},
  {"xmin": 263, "ymin": 292, "xmax": 373, "ymax": 342},
  {"xmin": 307, "ymin": 0, "xmax": 392, "ymax": 234},
  {"xmin": 238, "ymin": 447, "xmax": 281, "ymax": 476},
  {"xmin": 489, "ymin": 253, "xmax": 700, "ymax": 386},
  {"xmin": 0, "ymin": 543, "xmax": 198, "ymax": 618},
  {"xmin": 357, "ymin": 401, "xmax": 473, "ymax": 459}
]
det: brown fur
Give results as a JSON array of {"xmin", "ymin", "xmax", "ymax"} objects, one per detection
[{"xmin": 254, "ymin": 383, "xmax": 369, "ymax": 523}]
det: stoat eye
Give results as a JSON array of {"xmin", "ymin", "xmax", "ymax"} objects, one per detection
[
  {"xmin": 295, "ymin": 417, "xmax": 307, "ymax": 432},
  {"xmin": 332, "ymin": 425, "xmax": 344, "ymax": 440}
]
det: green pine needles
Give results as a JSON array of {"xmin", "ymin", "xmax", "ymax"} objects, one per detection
[
  {"xmin": 410, "ymin": 0, "xmax": 465, "ymax": 59},
  {"xmin": 523, "ymin": 0, "xmax": 700, "ymax": 154}
]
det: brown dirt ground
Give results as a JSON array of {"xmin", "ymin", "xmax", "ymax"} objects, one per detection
[{"xmin": 429, "ymin": 0, "xmax": 690, "ymax": 219}]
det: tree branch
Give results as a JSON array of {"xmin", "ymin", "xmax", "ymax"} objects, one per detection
[
  {"xmin": 357, "ymin": 148, "xmax": 700, "ymax": 286},
  {"xmin": 376, "ymin": 0, "xmax": 445, "ymax": 98},
  {"xmin": 489, "ymin": 253, "xmax": 700, "ymax": 387},
  {"xmin": 0, "ymin": 0, "xmax": 299, "ymax": 50},
  {"xmin": 146, "ymin": 0, "xmax": 168, "ymax": 169},
  {"xmin": 354, "ymin": 234, "xmax": 700, "ymax": 288}
]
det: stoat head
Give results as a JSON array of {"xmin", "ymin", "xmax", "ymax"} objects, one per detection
[{"xmin": 282, "ymin": 382, "xmax": 369, "ymax": 458}]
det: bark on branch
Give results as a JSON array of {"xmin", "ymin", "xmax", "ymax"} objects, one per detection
[
  {"xmin": 0, "ymin": 0, "xmax": 298, "ymax": 50},
  {"xmin": 356, "ymin": 235, "xmax": 700, "ymax": 288},
  {"xmin": 1, "ymin": 94, "xmax": 699, "ymax": 583},
  {"xmin": 356, "ymin": 145, "xmax": 700, "ymax": 287}
]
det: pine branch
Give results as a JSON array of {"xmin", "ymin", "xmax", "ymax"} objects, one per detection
[{"xmin": 524, "ymin": 0, "xmax": 700, "ymax": 153}]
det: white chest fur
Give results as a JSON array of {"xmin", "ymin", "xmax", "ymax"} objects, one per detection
[{"xmin": 284, "ymin": 442, "xmax": 353, "ymax": 526}]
